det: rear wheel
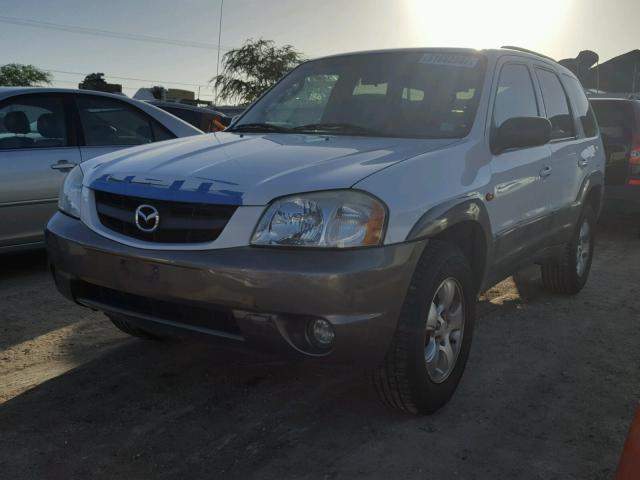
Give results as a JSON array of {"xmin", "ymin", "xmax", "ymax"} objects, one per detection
[
  {"xmin": 372, "ymin": 241, "xmax": 476, "ymax": 415},
  {"xmin": 541, "ymin": 206, "xmax": 596, "ymax": 295},
  {"xmin": 107, "ymin": 313, "xmax": 172, "ymax": 341}
]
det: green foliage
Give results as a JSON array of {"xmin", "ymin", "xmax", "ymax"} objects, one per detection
[
  {"xmin": 212, "ymin": 39, "xmax": 304, "ymax": 104},
  {"xmin": 0, "ymin": 63, "xmax": 52, "ymax": 87},
  {"xmin": 79, "ymin": 73, "xmax": 122, "ymax": 94},
  {"xmin": 82, "ymin": 72, "xmax": 108, "ymax": 84}
]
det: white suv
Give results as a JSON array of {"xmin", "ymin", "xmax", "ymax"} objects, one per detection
[{"xmin": 47, "ymin": 48, "xmax": 605, "ymax": 414}]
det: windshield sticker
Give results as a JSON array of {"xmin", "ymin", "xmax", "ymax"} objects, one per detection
[{"xmin": 419, "ymin": 53, "xmax": 479, "ymax": 68}]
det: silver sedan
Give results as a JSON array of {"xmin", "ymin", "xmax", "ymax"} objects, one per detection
[{"xmin": 0, "ymin": 87, "xmax": 202, "ymax": 253}]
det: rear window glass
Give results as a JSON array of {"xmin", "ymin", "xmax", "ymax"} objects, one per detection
[
  {"xmin": 590, "ymin": 101, "xmax": 635, "ymax": 146},
  {"xmin": 162, "ymin": 106, "xmax": 217, "ymax": 132},
  {"xmin": 353, "ymin": 81, "xmax": 388, "ymax": 96},
  {"xmin": 76, "ymin": 96, "xmax": 174, "ymax": 146},
  {"xmin": 402, "ymin": 88, "xmax": 425, "ymax": 101},
  {"xmin": 564, "ymin": 76, "xmax": 598, "ymax": 138}
]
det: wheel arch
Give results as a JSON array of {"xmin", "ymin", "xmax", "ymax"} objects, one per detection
[
  {"xmin": 575, "ymin": 170, "xmax": 604, "ymax": 217},
  {"xmin": 406, "ymin": 198, "xmax": 493, "ymax": 291}
]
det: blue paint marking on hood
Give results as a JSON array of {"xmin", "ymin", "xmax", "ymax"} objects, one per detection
[
  {"xmin": 83, "ymin": 132, "xmax": 461, "ymax": 206},
  {"xmin": 90, "ymin": 173, "xmax": 244, "ymax": 205}
]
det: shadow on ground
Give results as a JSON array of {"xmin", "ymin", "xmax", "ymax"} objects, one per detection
[
  {"xmin": 0, "ymin": 250, "xmax": 47, "ymax": 282},
  {"xmin": 0, "ymin": 215, "xmax": 638, "ymax": 479},
  {"xmin": 0, "ymin": 250, "xmax": 102, "ymax": 351}
]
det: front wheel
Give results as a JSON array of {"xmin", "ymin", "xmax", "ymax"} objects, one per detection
[
  {"xmin": 372, "ymin": 241, "xmax": 476, "ymax": 415},
  {"xmin": 541, "ymin": 206, "xmax": 596, "ymax": 295}
]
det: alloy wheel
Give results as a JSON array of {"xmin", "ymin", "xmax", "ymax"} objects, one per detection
[
  {"xmin": 424, "ymin": 278, "xmax": 465, "ymax": 383},
  {"xmin": 576, "ymin": 219, "xmax": 591, "ymax": 277}
]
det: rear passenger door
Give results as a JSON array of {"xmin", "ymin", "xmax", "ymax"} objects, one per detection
[
  {"xmin": 532, "ymin": 66, "xmax": 582, "ymax": 219},
  {"xmin": 488, "ymin": 61, "xmax": 552, "ymax": 266},
  {"xmin": 74, "ymin": 95, "xmax": 174, "ymax": 161},
  {"xmin": 0, "ymin": 93, "xmax": 81, "ymax": 247}
]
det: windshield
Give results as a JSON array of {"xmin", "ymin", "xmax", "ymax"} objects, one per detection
[{"xmin": 231, "ymin": 51, "xmax": 487, "ymax": 139}]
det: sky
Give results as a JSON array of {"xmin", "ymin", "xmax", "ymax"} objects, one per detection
[{"xmin": 1, "ymin": 0, "xmax": 638, "ymax": 101}]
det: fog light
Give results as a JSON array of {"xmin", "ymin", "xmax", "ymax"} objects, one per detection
[{"xmin": 309, "ymin": 318, "xmax": 335, "ymax": 348}]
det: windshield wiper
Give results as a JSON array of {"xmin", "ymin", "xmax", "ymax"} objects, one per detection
[
  {"xmin": 291, "ymin": 123, "xmax": 384, "ymax": 137},
  {"xmin": 229, "ymin": 122, "xmax": 385, "ymax": 137},
  {"xmin": 227, "ymin": 123, "xmax": 290, "ymax": 133}
]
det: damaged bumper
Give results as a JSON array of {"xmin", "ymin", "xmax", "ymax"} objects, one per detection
[{"xmin": 46, "ymin": 212, "xmax": 425, "ymax": 363}]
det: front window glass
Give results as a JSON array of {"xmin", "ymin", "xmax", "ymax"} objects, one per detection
[
  {"xmin": 0, "ymin": 96, "xmax": 67, "ymax": 150},
  {"xmin": 493, "ymin": 64, "xmax": 539, "ymax": 127},
  {"xmin": 233, "ymin": 52, "xmax": 488, "ymax": 139}
]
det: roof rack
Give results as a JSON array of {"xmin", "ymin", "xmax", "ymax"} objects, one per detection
[{"xmin": 500, "ymin": 46, "xmax": 556, "ymax": 63}]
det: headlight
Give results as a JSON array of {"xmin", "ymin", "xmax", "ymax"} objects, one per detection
[
  {"xmin": 58, "ymin": 165, "xmax": 84, "ymax": 219},
  {"xmin": 251, "ymin": 190, "xmax": 386, "ymax": 248}
]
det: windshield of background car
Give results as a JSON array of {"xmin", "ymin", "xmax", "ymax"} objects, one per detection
[{"xmin": 234, "ymin": 51, "xmax": 488, "ymax": 139}]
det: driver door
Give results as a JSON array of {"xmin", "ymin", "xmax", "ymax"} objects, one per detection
[{"xmin": 486, "ymin": 60, "xmax": 553, "ymax": 268}]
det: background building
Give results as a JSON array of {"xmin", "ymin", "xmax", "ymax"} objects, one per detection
[{"xmin": 560, "ymin": 50, "xmax": 640, "ymax": 95}]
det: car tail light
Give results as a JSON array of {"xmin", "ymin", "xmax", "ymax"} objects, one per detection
[{"xmin": 629, "ymin": 136, "xmax": 640, "ymax": 185}]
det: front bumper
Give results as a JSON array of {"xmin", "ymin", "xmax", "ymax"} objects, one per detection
[{"xmin": 46, "ymin": 213, "xmax": 425, "ymax": 363}]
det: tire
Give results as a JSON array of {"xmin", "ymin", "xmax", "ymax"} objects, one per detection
[
  {"xmin": 107, "ymin": 313, "xmax": 172, "ymax": 341},
  {"xmin": 372, "ymin": 240, "xmax": 476, "ymax": 415},
  {"xmin": 541, "ymin": 206, "xmax": 596, "ymax": 295}
]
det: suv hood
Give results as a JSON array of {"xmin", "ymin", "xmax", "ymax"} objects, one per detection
[{"xmin": 83, "ymin": 132, "xmax": 458, "ymax": 205}]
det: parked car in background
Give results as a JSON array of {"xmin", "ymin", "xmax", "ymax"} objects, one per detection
[
  {"xmin": 589, "ymin": 98, "xmax": 640, "ymax": 213},
  {"xmin": 214, "ymin": 105, "xmax": 247, "ymax": 119},
  {"xmin": 147, "ymin": 100, "xmax": 231, "ymax": 132},
  {"xmin": 47, "ymin": 48, "xmax": 605, "ymax": 414},
  {"xmin": 0, "ymin": 87, "xmax": 202, "ymax": 253}
]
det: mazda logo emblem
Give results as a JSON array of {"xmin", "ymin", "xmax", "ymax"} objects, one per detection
[{"xmin": 134, "ymin": 204, "xmax": 160, "ymax": 233}]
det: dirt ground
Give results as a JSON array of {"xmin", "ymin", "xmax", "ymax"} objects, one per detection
[{"xmin": 1, "ymin": 215, "xmax": 639, "ymax": 480}]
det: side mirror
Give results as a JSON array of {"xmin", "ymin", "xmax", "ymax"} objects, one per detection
[{"xmin": 492, "ymin": 116, "xmax": 551, "ymax": 154}]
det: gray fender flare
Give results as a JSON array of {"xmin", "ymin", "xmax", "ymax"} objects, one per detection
[
  {"xmin": 574, "ymin": 170, "xmax": 604, "ymax": 215},
  {"xmin": 406, "ymin": 198, "xmax": 492, "ymax": 242},
  {"xmin": 406, "ymin": 198, "xmax": 494, "ymax": 288}
]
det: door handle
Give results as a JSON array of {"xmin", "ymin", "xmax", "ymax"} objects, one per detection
[
  {"xmin": 539, "ymin": 166, "xmax": 552, "ymax": 178},
  {"xmin": 578, "ymin": 158, "xmax": 589, "ymax": 168},
  {"xmin": 50, "ymin": 160, "xmax": 77, "ymax": 172}
]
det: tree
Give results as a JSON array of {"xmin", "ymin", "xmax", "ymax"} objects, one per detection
[
  {"xmin": 78, "ymin": 73, "xmax": 122, "ymax": 93},
  {"xmin": 149, "ymin": 85, "xmax": 167, "ymax": 100},
  {"xmin": 0, "ymin": 63, "xmax": 51, "ymax": 87},
  {"xmin": 212, "ymin": 39, "xmax": 303, "ymax": 104}
]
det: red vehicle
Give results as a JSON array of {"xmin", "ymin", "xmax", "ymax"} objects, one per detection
[{"xmin": 147, "ymin": 100, "xmax": 232, "ymax": 132}]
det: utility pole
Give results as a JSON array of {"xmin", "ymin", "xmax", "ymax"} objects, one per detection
[{"xmin": 214, "ymin": 0, "xmax": 224, "ymax": 107}]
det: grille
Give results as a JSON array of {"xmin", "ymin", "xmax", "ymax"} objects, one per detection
[
  {"xmin": 74, "ymin": 281, "xmax": 242, "ymax": 337},
  {"xmin": 94, "ymin": 190, "xmax": 237, "ymax": 243}
]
